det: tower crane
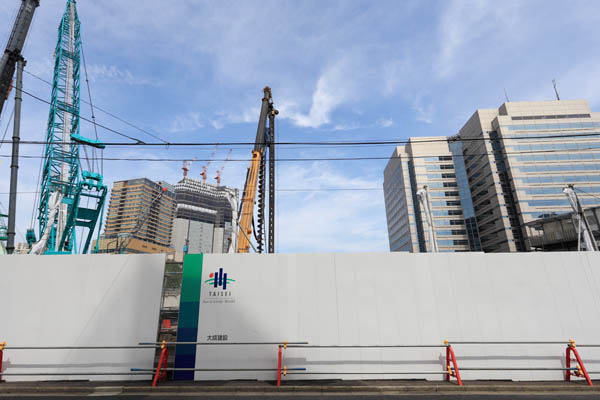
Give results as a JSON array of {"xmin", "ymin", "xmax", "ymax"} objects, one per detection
[
  {"xmin": 237, "ymin": 87, "xmax": 277, "ymax": 253},
  {"xmin": 200, "ymin": 145, "xmax": 218, "ymax": 182},
  {"xmin": 214, "ymin": 148, "xmax": 232, "ymax": 187},
  {"xmin": 182, "ymin": 157, "xmax": 197, "ymax": 178}
]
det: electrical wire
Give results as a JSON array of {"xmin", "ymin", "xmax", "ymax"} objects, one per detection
[
  {"xmin": 2, "ymin": 145, "xmax": 600, "ymax": 163},
  {"xmin": 80, "ymin": 37, "xmax": 100, "ymax": 174},
  {"xmin": 0, "ymin": 106, "xmax": 14, "ymax": 152},
  {"xmin": 23, "ymin": 69, "xmax": 169, "ymax": 145},
  {"xmin": 10, "ymin": 83, "xmax": 600, "ymax": 149}
]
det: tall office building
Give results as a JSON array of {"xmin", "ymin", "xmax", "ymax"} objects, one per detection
[
  {"xmin": 459, "ymin": 99, "xmax": 600, "ymax": 252},
  {"xmin": 95, "ymin": 178, "xmax": 177, "ymax": 254},
  {"xmin": 170, "ymin": 177, "xmax": 239, "ymax": 255},
  {"xmin": 385, "ymin": 99, "xmax": 600, "ymax": 253},
  {"xmin": 383, "ymin": 137, "xmax": 481, "ymax": 252}
]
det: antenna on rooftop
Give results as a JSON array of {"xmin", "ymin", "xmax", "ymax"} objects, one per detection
[
  {"xmin": 504, "ymin": 88, "xmax": 510, "ymax": 102},
  {"xmin": 552, "ymin": 79, "xmax": 560, "ymax": 100}
]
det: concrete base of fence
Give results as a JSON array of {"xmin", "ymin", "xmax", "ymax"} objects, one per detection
[{"xmin": 0, "ymin": 380, "xmax": 598, "ymax": 396}]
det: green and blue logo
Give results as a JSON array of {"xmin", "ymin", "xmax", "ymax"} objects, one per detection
[{"xmin": 204, "ymin": 268, "xmax": 235, "ymax": 290}]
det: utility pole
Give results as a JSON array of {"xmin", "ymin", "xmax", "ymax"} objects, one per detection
[
  {"xmin": 6, "ymin": 58, "xmax": 25, "ymax": 254},
  {"xmin": 416, "ymin": 185, "xmax": 438, "ymax": 253},
  {"xmin": 563, "ymin": 185, "xmax": 597, "ymax": 251}
]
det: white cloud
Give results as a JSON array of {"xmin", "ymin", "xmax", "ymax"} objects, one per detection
[
  {"xmin": 86, "ymin": 64, "xmax": 158, "ymax": 87},
  {"xmin": 276, "ymin": 162, "xmax": 387, "ymax": 252},
  {"xmin": 168, "ymin": 112, "xmax": 205, "ymax": 133},
  {"xmin": 376, "ymin": 118, "xmax": 394, "ymax": 128},
  {"xmin": 282, "ymin": 59, "xmax": 356, "ymax": 128}
]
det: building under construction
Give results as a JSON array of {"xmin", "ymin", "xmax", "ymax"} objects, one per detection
[
  {"xmin": 94, "ymin": 178, "xmax": 177, "ymax": 254},
  {"xmin": 170, "ymin": 177, "xmax": 238, "ymax": 256}
]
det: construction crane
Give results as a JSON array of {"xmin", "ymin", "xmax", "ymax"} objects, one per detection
[
  {"xmin": 200, "ymin": 145, "xmax": 218, "ymax": 182},
  {"xmin": 214, "ymin": 149, "xmax": 232, "ymax": 187},
  {"xmin": 237, "ymin": 87, "xmax": 278, "ymax": 253},
  {"xmin": 27, "ymin": 0, "xmax": 107, "ymax": 254},
  {"xmin": 182, "ymin": 157, "xmax": 197, "ymax": 178},
  {"xmin": 0, "ymin": 0, "xmax": 40, "ymax": 253},
  {"xmin": 0, "ymin": 0, "xmax": 39, "ymax": 116}
]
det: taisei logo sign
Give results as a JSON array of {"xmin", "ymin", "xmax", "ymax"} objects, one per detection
[{"xmin": 204, "ymin": 268, "xmax": 235, "ymax": 290}]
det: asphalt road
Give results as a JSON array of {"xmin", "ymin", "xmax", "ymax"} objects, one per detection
[{"xmin": 3, "ymin": 395, "xmax": 600, "ymax": 399}]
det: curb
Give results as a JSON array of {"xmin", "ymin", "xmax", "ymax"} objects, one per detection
[{"xmin": 0, "ymin": 383, "xmax": 598, "ymax": 395}]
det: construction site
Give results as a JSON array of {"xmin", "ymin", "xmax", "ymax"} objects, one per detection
[{"xmin": 2, "ymin": 0, "xmax": 600, "ymax": 397}]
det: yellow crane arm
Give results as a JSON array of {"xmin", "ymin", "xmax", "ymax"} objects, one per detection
[{"xmin": 237, "ymin": 150, "xmax": 262, "ymax": 253}]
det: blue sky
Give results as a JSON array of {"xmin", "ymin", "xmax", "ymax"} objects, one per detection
[{"xmin": 0, "ymin": 0, "xmax": 599, "ymax": 252}]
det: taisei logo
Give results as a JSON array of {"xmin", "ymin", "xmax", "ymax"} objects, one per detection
[{"xmin": 204, "ymin": 268, "xmax": 235, "ymax": 290}]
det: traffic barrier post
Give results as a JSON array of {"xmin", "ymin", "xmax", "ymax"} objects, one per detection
[
  {"xmin": 152, "ymin": 340, "xmax": 169, "ymax": 387},
  {"xmin": 566, "ymin": 339, "xmax": 593, "ymax": 386},
  {"xmin": 0, "ymin": 341, "xmax": 5, "ymax": 382},
  {"xmin": 444, "ymin": 340, "xmax": 462, "ymax": 386}
]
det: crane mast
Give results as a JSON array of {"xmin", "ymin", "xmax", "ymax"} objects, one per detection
[
  {"xmin": 29, "ymin": 0, "xmax": 107, "ymax": 254},
  {"xmin": 237, "ymin": 87, "xmax": 278, "ymax": 253},
  {"xmin": 0, "ymin": 0, "xmax": 39, "ymax": 116}
]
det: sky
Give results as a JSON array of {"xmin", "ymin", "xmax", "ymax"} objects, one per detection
[{"xmin": 0, "ymin": 0, "xmax": 599, "ymax": 253}]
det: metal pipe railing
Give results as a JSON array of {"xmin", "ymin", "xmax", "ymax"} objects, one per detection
[
  {"xmin": 284, "ymin": 344, "xmax": 446, "ymax": 348},
  {"xmin": 140, "ymin": 341, "xmax": 309, "ymax": 346}
]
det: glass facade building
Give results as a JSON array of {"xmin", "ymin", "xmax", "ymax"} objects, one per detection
[
  {"xmin": 384, "ymin": 137, "xmax": 480, "ymax": 252},
  {"xmin": 385, "ymin": 100, "xmax": 600, "ymax": 253}
]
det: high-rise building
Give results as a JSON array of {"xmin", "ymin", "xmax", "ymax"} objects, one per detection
[
  {"xmin": 383, "ymin": 137, "xmax": 481, "ymax": 252},
  {"xmin": 95, "ymin": 178, "xmax": 176, "ymax": 254},
  {"xmin": 170, "ymin": 177, "xmax": 238, "ymax": 256},
  {"xmin": 385, "ymin": 99, "xmax": 600, "ymax": 253},
  {"xmin": 459, "ymin": 100, "xmax": 600, "ymax": 252}
]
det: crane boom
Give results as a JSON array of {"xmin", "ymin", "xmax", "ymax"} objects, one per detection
[
  {"xmin": 237, "ymin": 87, "xmax": 277, "ymax": 253},
  {"xmin": 0, "ymin": 0, "xmax": 40, "ymax": 116}
]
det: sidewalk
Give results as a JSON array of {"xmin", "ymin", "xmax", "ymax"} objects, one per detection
[{"xmin": 0, "ymin": 379, "xmax": 598, "ymax": 396}]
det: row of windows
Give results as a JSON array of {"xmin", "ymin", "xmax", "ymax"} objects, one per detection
[
  {"xmin": 505, "ymin": 121, "xmax": 600, "ymax": 131},
  {"xmin": 511, "ymin": 113, "xmax": 591, "ymax": 121},
  {"xmin": 523, "ymin": 186, "xmax": 600, "ymax": 195},
  {"xmin": 423, "ymin": 156, "xmax": 453, "ymax": 162},
  {"xmin": 503, "ymin": 130, "xmax": 600, "ymax": 139},
  {"xmin": 435, "ymin": 219, "xmax": 465, "ymax": 226},
  {"xmin": 425, "ymin": 164, "xmax": 455, "ymax": 170},
  {"xmin": 421, "ymin": 173, "xmax": 457, "ymax": 179},
  {"xmin": 431, "ymin": 200, "xmax": 462, "ymax": 207},
  {"xmin": 518, "ymin": 163, "xmax": 600, "ymax": 173},
  {"xmin": 527, "ymin": 198, "xmax": 600, "ymax": 207},
  {"xmin": 510, "ymin": 142, "xmax": 600, "ymax": 152},
  {"xmin": 433, "ymin": 209, "xmax": 463, "ymax": 216},
  {"xmin": 511, "ymin": 152, "xmax": 600, "ymax": 162},
  {"xmin": 430, "ymin": 191, "xmax": 459, "ymax": 198},
  {"xmin": 426, "ymin": 181, "xmax": 458, "ymax": 188},
  {"xmin": 520, "ymin": 174, "xmax": 600, "ymax": 184},
  {"xmin": 436, "ymin": 229, "xmax": 467, "ymax": 236},
  {"xmin": 438, "ymin": 239, "xmax": 469, "ymax": 246}
]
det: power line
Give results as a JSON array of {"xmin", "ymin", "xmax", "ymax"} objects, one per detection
[
  {"xmin": 12, "ymin": 84, "xmax": 600, "ymax": 148},
  {"xmin": 2, "ymin": 145, "xmax": 600, "ymax": 163},
  {"xmin": 23, "ymin": 69, "xmax": 169, "ymax": 145},
  {"xmin": 20, "ymin": 87, "xmax": 147, "ymax": 144}
]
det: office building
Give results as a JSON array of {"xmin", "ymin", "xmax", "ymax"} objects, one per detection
[
  {"xmin": 459, "ymin": 100, "xmax": 600, "ymax": 252},
  {"xmin": 170, "ymin": 177, "xmax": 238, "ymax": 255},
  {"xmin": 385, "ymin": 99, "xmax": 600, "ymax": 253},
  {"xmin": 95, "ymin": 178, "xmax": 177, "ymax": 254},
  {"xmin": 383, "ymin": 137, "xmax": 481, "ymax": 252}
]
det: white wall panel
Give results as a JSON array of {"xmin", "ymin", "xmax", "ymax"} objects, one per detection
[
  {"xmin": 193, "ymin": 252, "xmax": 600, "ymax": 382},
  {"xmin": 0, "ymin": 254, "xmax": 165, "ymax": 381}
]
